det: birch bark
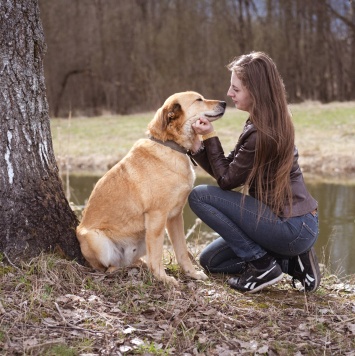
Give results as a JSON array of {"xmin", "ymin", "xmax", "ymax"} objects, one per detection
[{"xmin": 0, "ymin": 0, "xmax": 84, "ymax": 265}]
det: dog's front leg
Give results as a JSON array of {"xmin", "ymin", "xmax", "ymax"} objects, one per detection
[
  {"xmin": 166, "ymin": 213, "xmax": 208, "ymax": 281},
  {"xmin": 144, "ymin": 210, "xmax": 178, "ymax": 285}
]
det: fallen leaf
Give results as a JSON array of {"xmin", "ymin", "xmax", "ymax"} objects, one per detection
[
  {"xmin": 202, "ymin": 308, "xmax": 216, "ymax": 316},
  {"xmin": 257, "ymin": 345, "xmax": 269, "ymax": 354},
  {"xmin": 123, "ymin": 326, "xmax": 136, "ymax": 334},
  {"xmin": 119, "ymin": 345, "xmax": 132, "ymax": 352},
  {"xmin": 127, "ymin": 268, "xmax": 139, "ymax": 276},
  {"xmin": 42, "ymin": 317, "xmax": 58, "ymax": 326},
  {"xmin": 65, "ymin": 294, "xmax": 85, "ymax": 303},
  {"xmin": 55, "ymin": 295, "xmax": 70, "ymax": 303},
  {"xmin": 23, "ymin": 338, "xmax": 38, "ymax": 347},
  {"xmin": 346, "ymin": 323, "xmax": 355, "ymax": 335},
  {"xmin": 88, "ymin": 295, "xmax": 101, "ymax": 303},
  {"xmin": 131, "ymin": 337, "xmax": 144, "ymax": 346}
]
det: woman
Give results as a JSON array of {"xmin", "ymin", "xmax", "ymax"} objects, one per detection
[{"xmin": 188, "ymin": 51, "xmax": 321, "ymax": 293}]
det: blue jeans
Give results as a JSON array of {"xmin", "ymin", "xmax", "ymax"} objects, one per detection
[{"xmin": 188, "ymin": 185, "xmax": 319, "ymax": 274}]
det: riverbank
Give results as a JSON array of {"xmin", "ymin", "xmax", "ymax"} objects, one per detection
[{"xmin": 51, "ymin": 101, "xmax": 355, "ymax": 182}]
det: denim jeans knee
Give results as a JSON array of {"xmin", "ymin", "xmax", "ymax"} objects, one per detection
[{"xmin": 199, "ymin": 237, "xmax": 246, "ymax": 274}]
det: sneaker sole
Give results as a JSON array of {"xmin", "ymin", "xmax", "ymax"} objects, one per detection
[
  {"xmin": 305, "ymin": 247, "xmax": 321, "ymax": 292},
  {"xmin": 248, "ymin": 273, "xmax": 284, "ymax": 294}
]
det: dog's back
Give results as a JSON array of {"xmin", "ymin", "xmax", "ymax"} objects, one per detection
[{"xmin": 78, "ymin": 139, "xmax": 194, "ymax": 236}]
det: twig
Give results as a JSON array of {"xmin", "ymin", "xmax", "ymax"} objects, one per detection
[
  {"xmin": 185, "ymin": 218, "xmax": 202, "ymax": 241},
  {"xmin": 3, "ymin": 251, "xmax": 21, "ymax": 272},
  {"xmin": 216, "ymin": 325, "xmax": 230, "ymax": 341},
  {"xmin": 27, "ymin": 321, "xmax": 103, "ymax": 336},
  {"xmin": 303, "ymin": 290, "xmax": 309, "ymax": 314},
  {"xmin": 54, "ymin": 302, "xmax": 99, "ymax": 334},
  {"xmin": 340, "ymin": 316, "xmax": 355, "ymax": 324},
  {"xmin": 54, "ymin": 302, "xmax": 67, "ymax": 324},
  {"xmin": 25, "ymin": 338, "xmax": 67, "ymax": 351},
  {"xmin": 0, "ymin": 300, "xmax": 5, "ymax": 314}
]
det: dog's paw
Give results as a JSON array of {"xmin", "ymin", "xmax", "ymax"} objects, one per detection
[
  {"xmin": 157, "ymin": 274, "xmax": 179, "ymax": 286},
  {"xmin": 106, "ymin": 266, "xmax": 119, "ymax": 273},
  {"xmin": 165, "ymin": 275, "xmax": 179, "ymax": 286},
  {"xmin": 194, "ymin": 270, "xmax": 208, "ymax": 281},
  {"xmin": 185, "ymin": 270, "xmax": 208, "ymax": 281}
]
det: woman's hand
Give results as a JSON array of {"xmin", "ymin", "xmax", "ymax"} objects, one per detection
[
  {"xmin": 190, "ymin": 134, "xmax": 202, "ymax": 153},
  {"xmin": 190, "ymin": 118, "xmax": 214, "ymax": 153},
  {"xmin": 192, "ymin": 117, "xmax": 214, "ymax": 135}
]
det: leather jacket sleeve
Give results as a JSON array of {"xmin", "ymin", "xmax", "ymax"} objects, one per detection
[
  {"xmin": 191, "ymin": 121, "xmax": 318, "ymax": 217},
  {"xmin": 192, "ymin": 122, "xmax": 257, "ymax": 190}
]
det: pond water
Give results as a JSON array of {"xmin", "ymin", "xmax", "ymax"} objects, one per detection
[{"xmin": 66, "ymin": 174, "xmax": 355, "ymax": 277}]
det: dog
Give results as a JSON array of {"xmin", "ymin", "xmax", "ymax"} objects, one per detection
[{"xmin": 76, "ymin": 91, "xmax": 226, "ymax": 285}]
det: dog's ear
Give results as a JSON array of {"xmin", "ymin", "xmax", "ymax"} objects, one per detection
[
  {"xmin": 147, "ymin": 101, "xmax": 183, "ymax": 140},
  {"xmin": 161, "ymin": 103, "xmax": 182, "ymax": 130}
]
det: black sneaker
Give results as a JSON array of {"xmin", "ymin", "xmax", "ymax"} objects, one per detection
[
  {"xmin": 227, "ymin": 259, "xmax": 283, "ymax": 293},
  {"xmin": 290, "ymin": 247, "xmax": 321, "ymax": 292}
]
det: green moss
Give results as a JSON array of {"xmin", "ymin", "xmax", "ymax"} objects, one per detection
[{"xmin": 44, "ymin": 344, "xmax": 77, "ymax": 356}]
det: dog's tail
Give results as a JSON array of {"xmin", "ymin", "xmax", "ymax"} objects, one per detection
[{"xmin": 76, "ymin": 227, "xmax": 125, "ymax": 271}]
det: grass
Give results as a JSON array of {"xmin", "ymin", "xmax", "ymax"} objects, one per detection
[
  {"xmin": 0, "ymin": 252, "xmax": 354, "ymax": 355},
  {"xmin": 50, "ymin": 101, "xmax": 355, "ymax": 180},
  {"xmin": 289, "ymin": 102, "xmax": 355, "ymax": 175},
  {"xmin": 52, "ymin": 112, "xmax": 151, "ymax": 171}
]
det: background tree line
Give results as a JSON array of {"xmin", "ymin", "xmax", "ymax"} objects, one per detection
[{"xmin": 38, "ymin": 0, "xmax": 355, "ymax": 117}]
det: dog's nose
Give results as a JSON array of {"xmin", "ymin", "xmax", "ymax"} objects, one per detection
[{"xmin": 220, "ymin": 101, "xmax": 227, "ymax": 109}]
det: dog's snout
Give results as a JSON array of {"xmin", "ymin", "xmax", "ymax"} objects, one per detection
[{"xmin": 220, "ymin": 101, "xmax": 227, "ymax": 109}]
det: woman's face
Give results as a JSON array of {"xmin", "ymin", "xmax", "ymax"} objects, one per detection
[{"xmin": 227, "ymin": 72, "xmax": 253, "ymax": 113}]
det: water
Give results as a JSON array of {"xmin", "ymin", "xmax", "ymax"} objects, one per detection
[{"xmin": 66, "ymin": 174, "xmax": 355, "ymax": 276}]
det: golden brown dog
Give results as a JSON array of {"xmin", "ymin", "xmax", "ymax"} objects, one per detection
[{"xmin": 76, "ymin": 91, "xmax": 226, "ymax": 285}]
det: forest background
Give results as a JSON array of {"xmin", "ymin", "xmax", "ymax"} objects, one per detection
[{"xmin": 38, "ymin": 0, "xmax": 355, "ymax": 118}]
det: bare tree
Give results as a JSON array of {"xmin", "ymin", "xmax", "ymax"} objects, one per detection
[
  {"xmin": 0, "ymin": 0, "xmax": 84, "ymax": 265},
  {"xmin": 37, "ymin": 0, "xmax": 355, "ymax": 117}
]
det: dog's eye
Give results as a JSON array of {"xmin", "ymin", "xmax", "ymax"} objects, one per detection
[{"xmin": 196, "ymin": 98, "xmax": 203, "ymax": 102}]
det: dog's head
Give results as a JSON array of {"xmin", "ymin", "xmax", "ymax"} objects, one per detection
[{"xmin": 147, "ymin": 91, "xmax": 226, "ymax": 149}]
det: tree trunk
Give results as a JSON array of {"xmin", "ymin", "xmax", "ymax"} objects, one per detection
[{"xmin": 0, "ymin": 0, "xmax": 85, "ymax": 265}]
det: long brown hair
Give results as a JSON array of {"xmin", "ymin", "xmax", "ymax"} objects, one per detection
[{"xmin": 228, "ymin": 52, "xmax": 294, "ymax": 216}]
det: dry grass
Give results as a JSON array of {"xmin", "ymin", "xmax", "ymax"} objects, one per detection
[
  {"xmin": 290, "ymin": 101, "xmax": 355, "ymax": 180},
  {"xmin": 1, "ymin": 250, "xmax": 354, "ymax": 355}
]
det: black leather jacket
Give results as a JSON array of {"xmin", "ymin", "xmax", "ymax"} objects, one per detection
[{"xmin": 192, "ymin": 120, "xmax": 318, "ymax": 217}]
